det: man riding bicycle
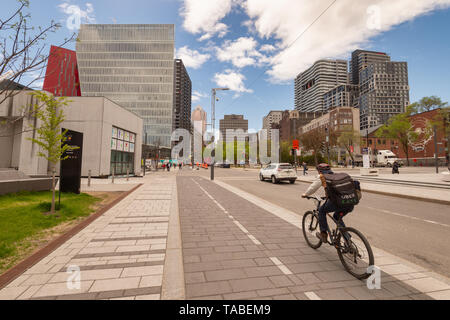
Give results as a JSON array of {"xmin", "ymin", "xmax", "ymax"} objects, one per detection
[{"xmin": 302, "ymin": 163, "xmax": 354, "ymax": 243}]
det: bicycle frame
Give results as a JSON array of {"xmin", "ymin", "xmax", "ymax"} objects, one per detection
[{"xmin": 311, "ymin": 197, "xmax": 347, "ymax": 245}]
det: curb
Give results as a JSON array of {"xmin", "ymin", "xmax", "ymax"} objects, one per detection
[
  {"xmin": 0, "ymin": 184, "xmax": 143, "ymax": 290},
  {"xmin": 296, "ymin": 179, "xmax": 450, "ymax": 206}
]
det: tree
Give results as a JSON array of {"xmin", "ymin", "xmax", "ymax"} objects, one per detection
[
  {"xmin": 0, "ymin": 0, "xmax": 74, "ymax": 104},
  {"xmin": 27, "ymin": 91, "xmax": 78, "ymax": 214},
  {"xmin": 336, "ymin": 126, "xmax": 362, "ymax": 162},
  {"xmin": 428, "ymin": 106, "xmax": 450, "ymax": 166},
  {"xmin": 299, "ymin": 129, "xmax": 327, "ymax": 165},
  {"xmin": 411, "ymin": 96, "xmax": 447, "ymax": 114},
  {"xmin": 376, "ymin": 105, "xmax": 419, "ymax": 166}
]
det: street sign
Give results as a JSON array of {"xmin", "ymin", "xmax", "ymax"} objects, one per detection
[
  {"xmin": 293, "ymin": 140, "xmax": 299, "ymax": 150},
  {"xmin": 60, "ymin": 129, "xmax": 83, "ymax": 194},
  {"xmin": 350, "ymin": 146, "xmax": 354, "ymax": 153}
]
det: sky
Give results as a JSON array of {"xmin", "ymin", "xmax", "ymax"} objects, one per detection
[{"xmin": 4, "ymin": 0, "xmax": 450, "ymax": 131}]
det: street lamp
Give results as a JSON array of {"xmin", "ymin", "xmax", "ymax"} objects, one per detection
[{"xmin": 211, "ymin": 87, "xmax": 229, "ymax": 181}]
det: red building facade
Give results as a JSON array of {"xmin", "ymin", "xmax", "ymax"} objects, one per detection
[
  {"xmin": 363, "ymin": 109, "xmax": 449, "ymax": 166},
  {"xmin": 43, "ymin": 46, "xmax": 81, "ymax": 97}
]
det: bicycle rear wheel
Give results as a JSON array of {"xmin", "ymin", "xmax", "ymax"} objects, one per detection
[
  {"xmin": 302, "ymin": 211, "xmax": 322, "ymax": 249},
  {"xmin": 336, "ymin": 227, "xmax": 374, "ymax": 280}
]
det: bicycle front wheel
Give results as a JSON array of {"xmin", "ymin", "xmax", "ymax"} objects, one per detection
[
  {"xmin": 336, "ymin": 227, "xmax": 374, "ymax": 280},
  {"xmin": 302, "ymin": 211, "xmax": 322, "ymax": 249}
]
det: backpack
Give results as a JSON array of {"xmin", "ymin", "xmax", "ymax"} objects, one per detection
[{"xmin": 322, "ymin": 172, "xmax": 360, "ymax": 207}]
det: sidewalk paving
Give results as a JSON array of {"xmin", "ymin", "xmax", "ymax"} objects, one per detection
[{"xmin": 0, "ymin": 173, "xmax": 178, "ymax": 300}]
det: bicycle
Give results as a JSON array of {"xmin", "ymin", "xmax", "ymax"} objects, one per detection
[{"xmin": 302, "ymin": 196, "xmax": 374, "ymax": 280}]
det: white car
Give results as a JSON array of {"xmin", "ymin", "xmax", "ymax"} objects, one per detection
[{"xmin": 259, "ymin": 163, "xmax": 297, "ymax": 184}]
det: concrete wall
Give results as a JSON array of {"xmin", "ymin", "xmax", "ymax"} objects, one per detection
[
  {"xmin": 61, "ymin": 97, "xmax": 143, "ymax": 177},
  {"xmin": 1, "ymin": 91, "xmax": 143, "ymax": 177}
]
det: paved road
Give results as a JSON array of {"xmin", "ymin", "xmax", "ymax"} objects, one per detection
[{"xmin": 187, "ymin": 167, "xmax": 450, "ymax": 278}]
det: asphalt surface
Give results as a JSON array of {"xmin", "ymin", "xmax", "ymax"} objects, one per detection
[{"xmin": 184, "ymin": 167, "xmax": 450, "ymax": 278}]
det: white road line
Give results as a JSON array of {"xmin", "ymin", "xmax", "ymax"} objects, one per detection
[
  {"xmin": 269, "ymin": 257, "xmax": 293, "ymax": 275},
  {"xmin": 365, "ymin": 206, "xmax": 450, "ymax": 228},
  {"xmin": 247, "ymin": 235, "xmax": 262, "ymax": 245},
  {"xmin": 304, "ymin": 291, "xmax": 322, "ymax": 300},
  {"xmin": 192, "ymin": 178, "xmax": 263, "ymax": 246},
  {"xmin": 233, "ymin": 220, "xmax": 249, "ymax": 234}
]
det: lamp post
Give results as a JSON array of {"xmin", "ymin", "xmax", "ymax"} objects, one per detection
[{"xmin": 211, "ymin": 87, "xmax": 229, "ymax": 181}]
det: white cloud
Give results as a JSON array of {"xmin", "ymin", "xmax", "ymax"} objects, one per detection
[
  {"xmin": 260, "ymin": 44, "xmax": 276, "ymax": 52},
  {"xmin": 192, "ymin": 90, "xmax": 208, "ymax": 102},
  {"xmin": 58, "ymin": 1, "xmax": 96, "ymax": 31},
  {"xmin": 176, "ymin": 46, "xmax": 211, "ymax": 69},
  {"xmin": 216, "ymin": 37, "xmax": 269, "ymax": 68},
  {"xmin": 181, "ymin": 0, "xmax": 233, "ymax": 41},
  {"xmin": 213, "ymin": 69, "xmax": 253, "ymax": 96},
  {"xmin": 243, "ymin": 0, "xmax": 450, "ymax": 82}
]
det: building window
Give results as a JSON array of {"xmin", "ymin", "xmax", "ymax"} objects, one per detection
[{"xmin": 111, "ymin": 126, "xmax": 136, "ymax": 175}]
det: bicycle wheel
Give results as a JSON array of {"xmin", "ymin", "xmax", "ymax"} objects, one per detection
[
  {"xmin": 336, "ymin": 227, "xmax": 374, "ymax": 280},
  {"xmin": 302, "ymin": 211, "xmax": 322, "ymax": 249}
]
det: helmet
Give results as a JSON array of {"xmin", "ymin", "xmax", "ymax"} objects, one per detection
[{"xmin": 316, "ymin": 163, "xmax": 330, "ymax": 173}]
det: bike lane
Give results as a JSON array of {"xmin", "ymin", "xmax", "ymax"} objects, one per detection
[{"xmin": 177, "ymin": 175, "xmax": 448, "ymax": 300}]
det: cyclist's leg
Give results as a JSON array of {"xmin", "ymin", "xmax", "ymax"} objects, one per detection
[{"xmin": 318, "ymin": 200, "xmax": 336, "ymax": 233}]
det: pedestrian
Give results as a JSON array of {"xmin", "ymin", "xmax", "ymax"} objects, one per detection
[
  {"xmin": 392, "ymin": 161, "xmax": 399, "ymax": 174},
  {"xmin": 302, "ymin": 162, "xmax": 308, "ymax": 176}
]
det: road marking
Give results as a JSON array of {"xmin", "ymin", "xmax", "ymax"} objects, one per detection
[
  {"xmin": 192, "ymin": 178, "xmax": 264, "ymax": 246},
  {"xmin": 269, "ymin": 257, "xmax": 293, "ymax": 275},
  {"xmin": 304, "ymin": 291, "xmax": 322, "ymax": 300},
  {"xmin": 364, "ymin": 206, "xmax": 450, "ymax": 228}
]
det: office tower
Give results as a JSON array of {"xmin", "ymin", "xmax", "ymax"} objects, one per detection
[
  {"xmin": 323, "ymin": 84, "xmax": 359, "ymax": 110},
  {"xmin": 350, "ymin": 50, "xmax": 390, "ymax": 85},
  {"xmin": 359, "ymin": 61, "xmax": 410, "ymax": 129},
  {"xmin": 191, "ymin": 105, "xmax": 207, "ymax": 136},
  {"xmin": 76, "ymin": 24, "xmax": 175, "ymax": 147},
  {"xmin": 219, "ymin": 114, "xmax": 248, "ymax": 142},
  {"xmin": 173, "ymin": 59, "xmax": 192, "ymax": 133},
  {"xmin": 262, "ymin": 111, "xmax": 283, "ymax": 140},
  {"xmin": 295, "ymin": 60, "xmax": 348, "ymax": 113},
  {"xmin": 43, "ymin": 46, "xmax": 81, "ymax": 96}
]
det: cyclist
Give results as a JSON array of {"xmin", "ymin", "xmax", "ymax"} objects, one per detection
[{"xmin": 301, "ymin": 163, "xmax": 354, "ymax": 243}]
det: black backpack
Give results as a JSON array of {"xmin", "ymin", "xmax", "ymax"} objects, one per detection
[{"xmin": 322, "ymin": 172, "xmax": 360, "ymax": 207}]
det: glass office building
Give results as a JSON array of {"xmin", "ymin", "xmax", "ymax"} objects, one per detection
[{"xmin": 76, "ymin": 24, "xmax": 175, "ymax": 147}]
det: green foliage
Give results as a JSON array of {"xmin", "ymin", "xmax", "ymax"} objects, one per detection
[
  {"xmin": 376, "ymin": 105, "xmax": 419, "ymax": 166},
  {"xmin": 298, "ymin": 154, "xmax": 326, "ymax": 166},
  {"xmin": 27, "ymin": 91, "xmax": 78, "ymax": 168},
  {"xmin": 336, "ymin": 126, "xmax": 361, "ymax": 161},
  {"xmin": 0, "ymin": 191, "xmax": 100, "ymax": 269},
  {"xmin": 411, "ymin": 96, "xmax": 447, "ymax": 113}
]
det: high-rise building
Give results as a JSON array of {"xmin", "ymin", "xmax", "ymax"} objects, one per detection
[
  {"xmin": 76, "ymin": 24, "xmax": 175, "ymax": 147},
  {"xmin": 43, "ymin": 46, "xmax": 81, "ymax": 96},
  {"xmin": 173, "ymin": 59, "xmax": 192, "ymax": 134},
  {"xmin": 219, "ymin": 114, "xmax": 248, "ymax": 142},
  {"xmin": 295, "ymin": 60, "xmax": 348, "ymax": 113},
  {"xmin": 323, "ymin": 84, "xmax": 359, "ymax": 110},
  {"xmin": 359, "ymin": 61, "xmax": 410, "ymax": 129},
  {"xmin": 262, "ymin": 111, "xmax": 283, "ymax": 140},
  {"xmin": 191, "ymin": 105, "xmax": 207, "ymax": 136},
  {"xmin": 350, "ymin": 50, "xmax": 390, "ymax": 85}
]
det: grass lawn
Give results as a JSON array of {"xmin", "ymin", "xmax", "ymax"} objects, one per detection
[{"xmin": 0, "ymin": 191, "xmax": 102, "ymax": 273}]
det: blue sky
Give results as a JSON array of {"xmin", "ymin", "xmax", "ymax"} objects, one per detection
[{"xmin": 4, "ymin": 0, "xmax": 450, "ymax": 130}]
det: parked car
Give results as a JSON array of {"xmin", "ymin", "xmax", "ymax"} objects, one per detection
[{"xmin": 259, "ymin": 163, "xmax": 297, "ymax": 184}]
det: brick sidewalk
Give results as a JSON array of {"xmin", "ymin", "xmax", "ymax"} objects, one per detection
[
  {"xmin": 177, "ymin": 175, "xmax": 450, "ymax": 300},
  {"xmin": 0, "ymin": 174, "xmax": 178, "ymax": 300}
]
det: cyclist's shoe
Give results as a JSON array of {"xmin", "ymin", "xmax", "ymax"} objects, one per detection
[{"xmin": 316, "ymin": 232, "xmax": 328, "ymax": 243}]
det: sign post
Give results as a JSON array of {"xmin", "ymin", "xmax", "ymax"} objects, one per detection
[{"xmin": 60, "ymin": 129, "xmax": 83, "ymax": 194}]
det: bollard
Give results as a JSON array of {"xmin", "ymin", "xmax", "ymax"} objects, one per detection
[
  {"xmin": 127, "ymin": 168, "xmax": 129, "ymax": 181},
  {"xmin": 88, "ymin": 169, "xmax": 91, "ymax": 187},
  {"xmin": 112, "ymin": 167, "xmax": 115, "ymax": 184}
]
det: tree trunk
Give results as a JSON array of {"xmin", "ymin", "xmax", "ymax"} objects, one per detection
[
  {"xmin": 51, "ymin": 168, "xmax": 56, "ymax": 214},
  {"xmin": 404, "ymin": 144, "xmax": 410, "ymax": 167}
]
